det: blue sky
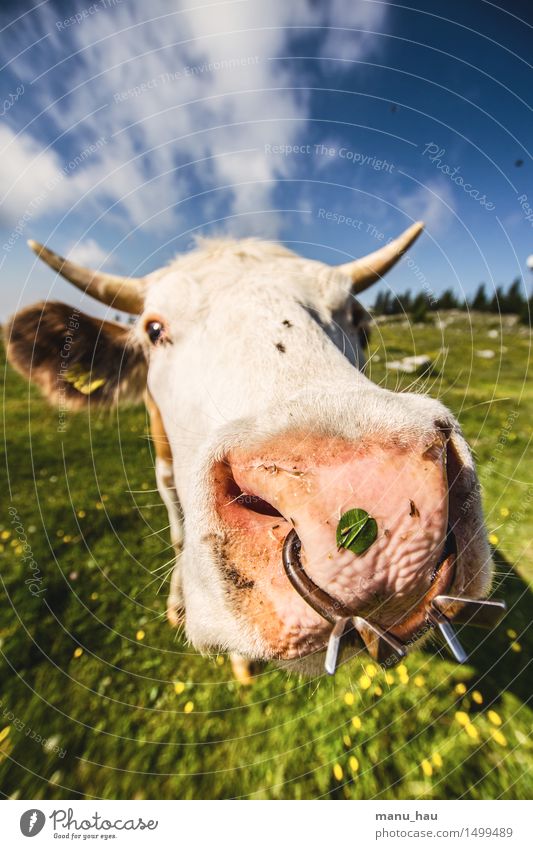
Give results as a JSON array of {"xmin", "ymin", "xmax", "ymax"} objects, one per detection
[{"xmin": 1, "ymin": 0, "xmax": 532, "ymax": 318}]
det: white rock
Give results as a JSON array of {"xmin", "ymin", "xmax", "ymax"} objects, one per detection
[{"xmin": 386, "ymin": 354, "xmax": 432, "ymax": 373}]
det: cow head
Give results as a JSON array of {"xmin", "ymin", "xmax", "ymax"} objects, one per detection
[{"xmin": 6, "ymin": 225, "xmax": 492, "ymax": 672}]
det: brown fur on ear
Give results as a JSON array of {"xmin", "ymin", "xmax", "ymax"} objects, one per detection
[{"xmin": 5, "ymin": 301, "xmax": 147, "ymax": 409}]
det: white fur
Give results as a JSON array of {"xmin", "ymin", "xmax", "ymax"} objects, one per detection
[{"xmin": 137, "ymin": 239, "xmax": 491, "ymax": 661}]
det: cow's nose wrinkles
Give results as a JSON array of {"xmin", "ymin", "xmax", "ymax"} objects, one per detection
[
  {"xmin": 226, "ymin": 429, "xmax": 451, "ymax": 613},
  {"xmin": 281, "ymin": 525, "xmax": 505, "ymax": 674}
]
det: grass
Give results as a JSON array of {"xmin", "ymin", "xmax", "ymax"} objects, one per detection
[{"xmin": 0, "ymin": 310, "xmax": 532, "ymax": 799}]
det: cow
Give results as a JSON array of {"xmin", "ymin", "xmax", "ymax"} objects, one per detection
[{"xmin": 5, "ymin": 223, "xmax": 494, "ymax": 681}]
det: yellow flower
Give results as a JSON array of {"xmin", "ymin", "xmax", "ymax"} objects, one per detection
[
  {"xmin": 421, "ymin": 759, "xmax": 433, "ymax": 777},
  {"xmin": 344, "ymin": 691, "xmax": 355, "ymax": 706},
  {"xmin": 510, "ymin": 641, "xmax": 521, "ymax": 653},
  {"xmin": 500, "ymin": 507, "xmax": 509, "ymax": 518},
  {"xmin": 90, "ymin": 592, "xmax": 99, "ymax": 601},
  {"xmin": 373, "ymin": 686, "xmax": 383, "ymax": 697},
  {"xmin": 455, "ymin": 683, "xmax": 467, "ymax": 695},
  {"xmin": 488, "ymin": 533, "xmax": 499, "ymax": 546},
  {"xmin": 414, "ymin": 675, "xmax": 425, "ymax": 688},
  {"xmin": 472, "ymin": 690, "xmax": 483, "ymax": 705},
  {"xmin": 464, "ymin": 723, "xmax": 479, "ymax": 740},
  {"xmin": 73, "ymin": 647, "xmax": 83, "ymax": 658},
  {"xmin": 343, "ymin": 735, "xmax": 351, "ymax": 748},
  {"xmin": 396, "ymin": 664, "xmax": 409, "ymax": 683},
  {"xmin": 385, "ymin": 672, "xmax": 395, "ymax": 685},
  {"xmin": 455, "ymin": 711, "xmax": 470, "ymax": 727},
  {"xmin": 506, "ymin": 628, "xmax": 517, "ymax": 639},
  {"xmin": 491, "ymin": 730, "xmax": 507, "ymax": 747},
  {"xmin": 0, "ymin": 726, "xmax": 10, "ymax": 743},
  {"xmin": 432, "ymin": 752, "xmax": 443, "ymax": 768},
  {"xmin": 487, "ymin": 710, "xmax": 502, "ymax": 726},
  {"xmin": 349, "ymin": 755, "xmax": 359, "ymax": 772},
  {"xmin": 333, "ymin": 763, "xmax": 343, "ymax": 781},
  {"xmin": 0, "ymin": 530, "xmax": 10, "ymax": 540},
  {"xmin": 77, "ymin": 510, "xmax": 86, "ymax": 518},
  {"xmin": 216, "ymin": 655, "xmax": 225, "ymax": 666},
  {"xmin": 358, "ymin": 674, "xmax": 371, "ymax": 690},
  {"xmin": 174, "ymin": 682, "xmax": 185, "ymax": 695},
  {"xmin": 136, "ymin": 630, "xmax": 145, "ymax": 641},
  {"xmin": 365, "ymin": 663, "xmax": 377, "ymax": 678},
  {"xmin": 184, "ymin": 701, "xmax": 194, "ymax": 714},
  {"xmin": 351, "ymin": 716, "xmax": 362, "ymax": 731}
]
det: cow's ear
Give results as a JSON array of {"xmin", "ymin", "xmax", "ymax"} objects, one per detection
[{"xmin": 5, "ymin": 301, "xmax": 147, "ymax": 409}]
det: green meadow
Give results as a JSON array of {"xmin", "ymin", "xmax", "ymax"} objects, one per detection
[{"xmin": 1, "ymin": 310, "xmax": 531, "ymax": 799}]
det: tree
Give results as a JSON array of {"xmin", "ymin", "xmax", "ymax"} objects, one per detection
[
  {"xmin": 438, "ymin": 288, "xmax": 458, "ymax": 310},
  {"xmin": 489, "ymin": 285, "xmax": 505, "ymax": 313},
  {"xmin": 519, "ymin": 295, "xmax": 533, "ymax": 326},
  {"xmin": 372, "ymin": 291, "xmax": 390, "ymax": 315},
  {"xmin": 411, "ymin": 292, "xmax": 429, "ymax": 323},
  {"xmin": 395, "ymin": 289, "xmax": 412, "ymax": 315},
  {"xmin": 503, "ymin": 278, "xmax": 524, "ymax": 314},
  {"xmin": 471, "ymin": 283, "xmax": 488, "ymax": 311}
]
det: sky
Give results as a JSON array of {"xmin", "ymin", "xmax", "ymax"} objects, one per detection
[{"xmin": 1, "ymin": 0, "xmax": 532, "ymax": 319}]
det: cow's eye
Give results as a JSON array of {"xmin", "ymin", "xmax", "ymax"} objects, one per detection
[{"xmin": 145, "ymin": 319, "xmax": 166, "ymax": 345}]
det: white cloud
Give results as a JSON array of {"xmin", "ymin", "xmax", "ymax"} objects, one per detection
[
  {"xmin": 399, "ymin": 180, "xmax": 456, "ymax": 234},
  {"xmin": 66, "ymin": 237, "xmax": 120, "ymax": 268},
  {"xmin": 0, "ymin": 125, "xmax": 69, "ymax": 225},
  {"xmin": 317, "ymin": 0, "xmax": 389, "ymax": 62},
  {"xmin": 1, "ymin": 0, "xmax": 388, "ymax": 237}
]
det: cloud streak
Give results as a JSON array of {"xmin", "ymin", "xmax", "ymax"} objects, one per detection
[{"xmin": 0, "ymin": 0, "xmax": 388, "ymax": 238}]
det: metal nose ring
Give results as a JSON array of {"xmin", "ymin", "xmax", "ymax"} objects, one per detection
[
  {"xmin": 282, "ymin": 529, "xmax": 407, "ymax": 674},
  {"xmin": 282, "ymin": 528, "xmax": 507, "ymax": 676}
]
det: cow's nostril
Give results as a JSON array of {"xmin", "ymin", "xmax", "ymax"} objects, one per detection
[
  {"xmin": 225, "ymin": 473, "xmax": 283, "ymax": 518},
  {"xmin": 235, "ymin": 493, "xmax": 283, "ymax": 518}
]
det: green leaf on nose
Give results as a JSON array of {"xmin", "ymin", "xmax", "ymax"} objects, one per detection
[{"xmin": 336, "ymin": 508, "xmax": 378, "ymax": 555}]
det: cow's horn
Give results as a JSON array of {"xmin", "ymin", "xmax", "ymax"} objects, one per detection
[
  {"xmin": 338, "ymin": 221, "xmax": 424, "ymax": 294},
  {"xmin": 27, "ymin": 240, "xmax": 145, "ymax": 314}
]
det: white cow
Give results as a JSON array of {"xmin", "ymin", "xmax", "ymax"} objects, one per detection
[{"xmin": 6, "ymin": 223, "xmax": 492, "ymax": 679}]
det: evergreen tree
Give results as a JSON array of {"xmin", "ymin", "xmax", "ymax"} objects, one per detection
[
  {"xmin": 373, "ymin": 291, "xmax": 385, "ymax": 314},
  {"xmin": 411, "ymin": 292, "xmax": 428, "ymax": 323},
  {"xmin": 519, "ymin": 295, "xmax": 533, "ymax": 326},
  {"xmin": 439, "ymin": 288, "xmax": 458, "ymax": 310},
  {"xmin": 503, "ymin": 278, "xmax": 524, "ymax": 314},
  {"xmin": 471, "ymin": 283, "xmax": 488, "ymax": 311},
  {"xmin": 396, "ymin": 290, "xmax": 412, "ymax": 314},
  {"xmin": 489, "ymin": 285, "xmax": 505, "ymax": 313}
]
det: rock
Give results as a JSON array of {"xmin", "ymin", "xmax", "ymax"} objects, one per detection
[{"xmin": 386, "ymin": 354, "xmax": 432, "ymax": 374}]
